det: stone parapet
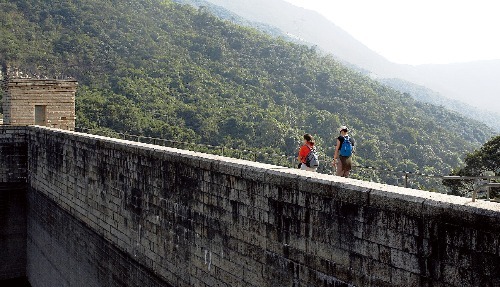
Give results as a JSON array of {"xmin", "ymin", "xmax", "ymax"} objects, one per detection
[{"xmin": 0, "ymin": 126, "xmax": 28, "ymax": 183}]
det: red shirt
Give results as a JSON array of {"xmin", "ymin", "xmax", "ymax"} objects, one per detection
[{"xmin": 299, "ymin": 144, "xmax": 314, "ymax": 163}]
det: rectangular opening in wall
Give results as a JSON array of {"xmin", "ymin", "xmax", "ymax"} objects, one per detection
[{"xmin": 34, "ymin": 105, "xmax": 46, "ymax": 126}]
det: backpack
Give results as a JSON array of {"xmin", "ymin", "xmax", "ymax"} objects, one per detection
[
  {"xmin": 305, "ymin": 146, "xmax": 319, "ymax": 168},
  {"xmin": 339, "ymin": 136, "xmax": 353, "ymax": 157}
]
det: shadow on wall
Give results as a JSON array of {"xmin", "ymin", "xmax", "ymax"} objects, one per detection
[{"xmin": 0, "ymin": 277, "xmax": 31, "ymax": 287}]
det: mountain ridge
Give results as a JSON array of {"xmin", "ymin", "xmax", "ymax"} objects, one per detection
[
  {"xmin": 408, "ymin": 60, "xmax": 500, "ymax": 114},
  {"xmin": 379, "ymin": 78, "xmax": 500, "ymax": 132}
]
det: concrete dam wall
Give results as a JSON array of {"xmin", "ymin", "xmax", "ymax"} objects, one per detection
[{"xmin": 0, "ymin": 125, "xmax": 499, "ymax": 286}]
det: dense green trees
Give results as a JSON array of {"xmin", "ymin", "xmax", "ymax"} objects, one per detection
[
  {"xmin": 445, "ymin": 136, "xmax": 500, "ymax": 197},
  {"xmin": 0, "ymin": 0, "xmax": 496, "ymax": 188}
]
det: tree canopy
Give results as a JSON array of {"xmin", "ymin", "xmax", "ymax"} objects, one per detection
[{"xmin": 445, "ymin": 136, "xmax": 500, "ymax": 198}]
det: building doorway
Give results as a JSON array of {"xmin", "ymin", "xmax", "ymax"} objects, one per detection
[{"xmin": 34, "ymin": 105, "xmax": 47, "ymax": 126}]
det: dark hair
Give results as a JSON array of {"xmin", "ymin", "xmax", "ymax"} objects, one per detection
[{"xmin": 303, "ymin": 134, "xmax": 315, "ymax": 144}]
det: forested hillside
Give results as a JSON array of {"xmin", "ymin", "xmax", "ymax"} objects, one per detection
[{"xmin": 0, "ymin": 0, "xmax": 494, "ymax": 183}]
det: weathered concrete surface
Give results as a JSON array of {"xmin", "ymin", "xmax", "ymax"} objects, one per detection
[
  {"xmin": 27, "ymin": 188, "xmax": 171, "ymax": 287},
  {"xmin": 0, "ymin": 126, "xmax": 28, "ymax": 183},
  {"xmin": 0, "ymin": 127, "xmax": 28, "ymax": 281},
  {"xmin": 0, "ymin": 183, "xmax": 27, "ymax": 281},
  {"xmin": 25, "ymin": 126, "xmax": 500, "ymax": 287}
]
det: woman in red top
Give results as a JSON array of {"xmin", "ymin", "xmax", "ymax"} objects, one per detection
[{"xmin": 297, "ymin": 134, "xmax": 317, "ymax": 172}]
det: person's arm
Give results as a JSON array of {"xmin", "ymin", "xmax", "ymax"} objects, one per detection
[
  {"xmin": 298, "ymin": 146, "xmax": 305, "ymax": 162},
  {"xmin": 332, "ymin": 139, "xmax": 341, "ymax": 166}
]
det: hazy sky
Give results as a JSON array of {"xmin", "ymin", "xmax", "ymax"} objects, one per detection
[{"xmin": 284, "ymin": 0, "xmax": 500, "ymax": 65}]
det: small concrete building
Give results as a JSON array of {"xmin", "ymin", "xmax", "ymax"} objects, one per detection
[{"xmin": 2, "ymin": 76, "xmax": 77, "ymax": 130}]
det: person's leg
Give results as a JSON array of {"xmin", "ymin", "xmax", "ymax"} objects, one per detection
[
  {"xmin": 344, "ymin": 157, "xmax": 352, "ymax": 178},
  {"xmin": 336, "ymin": 160, "xmax": 344, "ymax": 176}
]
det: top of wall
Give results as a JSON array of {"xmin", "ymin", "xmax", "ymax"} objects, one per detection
[
  {"xmin": 0, "ymin": 64, "xmax": 75, "ymax": 81},
  {"xmin": 3, "ymin": 78, "xmax": 78, "ymax": 88},
  {"xmin": 3, "ymin": 79, "xmax": 78, "ymax": 94},
  {"xmin": 1, "ymin": 66, "xmax": 77, "ymax": 96}
]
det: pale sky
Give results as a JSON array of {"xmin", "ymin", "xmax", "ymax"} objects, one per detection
[{"xmin": 284, "ymin": 0, "xmax": 500, "ymax": 65}]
